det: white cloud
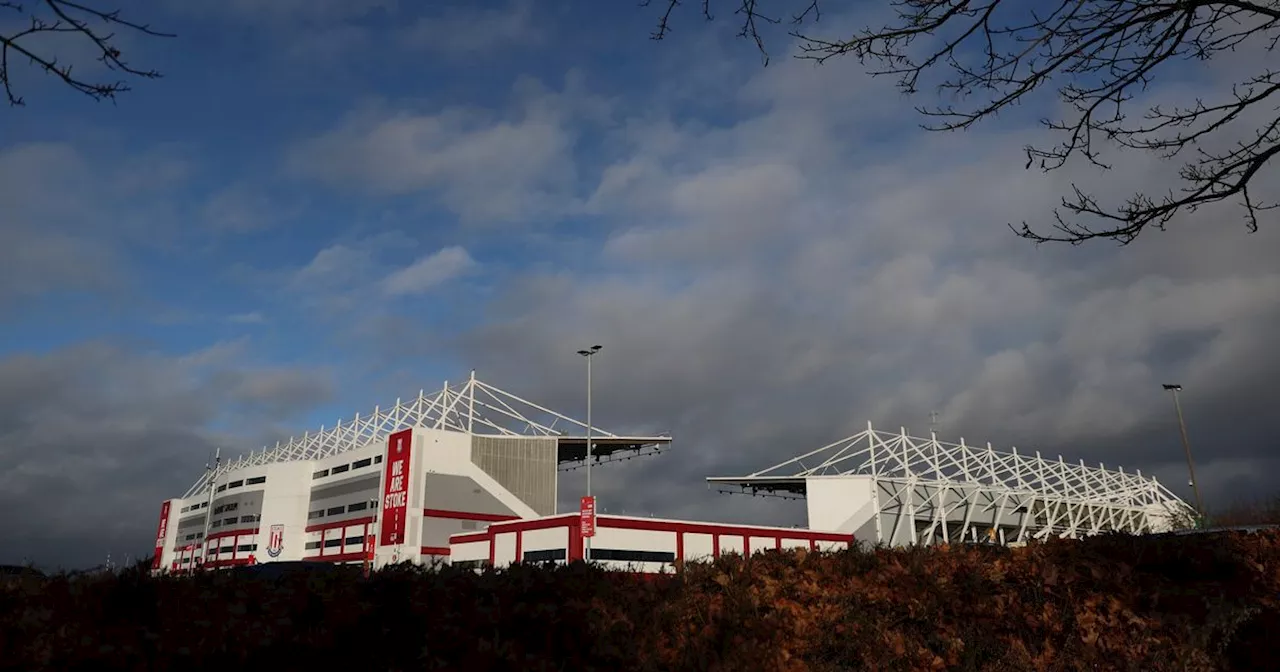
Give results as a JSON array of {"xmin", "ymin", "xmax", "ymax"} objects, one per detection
[
  {"xmin": 382, "ymin": 246, "xmax": 476, "ymax": 296},
  {"xmin": 399, "ymin": 0, "xmax": 542, "ymax": 55},
  {"xmin": 287, "ymin": 79, "xmax": 596, "ymax": 223}
]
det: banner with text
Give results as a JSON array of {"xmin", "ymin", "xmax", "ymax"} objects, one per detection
[
  {"xmin": 580, "ymin": 495, "xmax": 596, "ymax": 538},
  {"xmin": 379, "ymin": 428, "xmax": 414, "ymax": 546},
  {"xmin": 152, "ymin": 500, "xmax": 171, "ymax": 570}
]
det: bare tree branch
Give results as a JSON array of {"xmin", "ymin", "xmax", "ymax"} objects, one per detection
[
  {"xmin": 1, "ymin": 0, "xmax": 173, "ymax": 107},
  {"xmin": 642, "ymin": 0, "xmax": 1280, "ymax": 246}
]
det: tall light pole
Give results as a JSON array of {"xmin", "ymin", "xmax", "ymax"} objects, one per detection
[
  {"xmin": 1163, "ymin": 384, "xmax": 1204, "ymax": 520},
  {"xmin": 577, "ymin": 344, "xmax": 602, "ymax": 561}
]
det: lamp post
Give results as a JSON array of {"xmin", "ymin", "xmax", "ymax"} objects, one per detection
[
  {"xmin": 577, "ymin": 344, "xmax": 602, "ymax": 561},
  {"xmin": 1162, "ymin": 384, "xmax": 1204, "ymax": 521}
]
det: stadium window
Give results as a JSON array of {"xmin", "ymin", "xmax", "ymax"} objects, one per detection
[
  {"xmin": 211, "ymin": 521, "xmax": 221, "ymax": 528},
  {"xmin": 213, "ymin": 506, "xmax": 223, "ymax": 514},
  {"xmin": 200, "ymin": 502, "xmax": 208, "ymax": 509},
  {"xmin": 370, "ymin": 500, "xmax": 378, "ymax": 509},
  {"xmin": 227, "ymin": 480, "xmax": 244, "ymax": 489},
  {"xmin": 331, "ymin": 464, "xmax": 349, "ymax": 474},
  {"xmin": 216, "ymin": 485, "xmax": 227, "ymax": 492},
  {"xmin": 347, "ymin": 502, "xmax": 367, "ymax": 512},
  {"xmin": 236, "ymin": 544, "xmax": 257, "ymax": 553},
  {"xmin": 240, "ymin": 515, "xmax": 258, "ymax": 523},
  {"xmin": 246, "ymin": 476, "xmax": 266, "ymax": 485},
  {"xmin": 352, "ymin": 458, "xmax": 372, "ymax": 469},
  {"xmin": 326, "ymin": 506, "xmax": 345, "ymax": 516},
  {"xmin": 522, "ymin": 549, "xmax": 567, "ymax": 563},
  {"xmin": 313, "ymin": 469, "xmax": 329, "ymax": 479},
  {"xmin": 305, "ymin": 542, "xmax": 320, "ymax": 550},
  {"xmin": 344, "ymin": 536, "xmax": 362, "ymax": 545},
  {"xmin": 452, "ymin": 559, "xmax": 489, "ymax": 570},
  {"xmin": 308, "ymin": 510, "xmax": 323, "ymax": 520},
  {"xmin": 324, "ymin": 539, "xmax": 342, "ymax": 548},
  {"xmin": 374, "ymin": 455, "xmax": 382, "ymax": 464},
  {"xmin": 226, "ymin": 503, "xmax": 238, "ymax": 511},
  {"xmin": 220, "ymin": 546, "xmax": 234, "ymax": 553},
  {"xmin": 588, "ymin": 549, "xmax": 675, "ymax": 564},
  {"xmin": 223, "ymin": 518, "xmax": 237, "ymax": 526}
]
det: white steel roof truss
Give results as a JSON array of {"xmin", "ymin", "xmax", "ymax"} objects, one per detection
[{"xmin": 182, "ymin": 374, "xmax": 634, "ymax": 499}]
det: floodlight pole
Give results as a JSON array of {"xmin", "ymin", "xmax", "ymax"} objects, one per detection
[
  {"xmin": 1163, "ymin": 384, "xmax": 1204, "ymax": 521},
  {"xmin": 199, "ymin": 448, "xmax": 221, "ymax": 569},
  {"xmin": 577, "ymin": 344, "xmax": 602, "ymax": 562}
]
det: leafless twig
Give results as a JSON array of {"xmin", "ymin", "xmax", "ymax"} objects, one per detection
[
  {"xmin": 1, "ymin": 0, "xmax": 173, "ymax": 107},
  {"xmin": 641, "ymin": 0, "xmax": 1280, "ymax": 245}
]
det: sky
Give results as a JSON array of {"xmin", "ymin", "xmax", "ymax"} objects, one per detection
[{"xmin": 2, "ymin": 0, "xmax": 1278, "ymax": 570}]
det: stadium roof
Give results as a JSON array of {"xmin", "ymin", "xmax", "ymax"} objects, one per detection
[
  {"xmin": 182, "ymin": 373, "xmax": 671, "ymax": 499},
  {"xmin": 707, "ymin": 422, "xmax": 1189, "ymax": 511}
]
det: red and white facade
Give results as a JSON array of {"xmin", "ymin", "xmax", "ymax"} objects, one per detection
[
  {"xmin": 449, "ymin": 514, "xmax": 856, "ymax": 572},
  {"xmin": 153, "ymin": 374, "xmax": 673, "ymax": 574}
]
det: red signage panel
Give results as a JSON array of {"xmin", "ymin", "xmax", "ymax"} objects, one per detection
[
  {"xmin": 378, "ymin": 428, "xmax": 414, "ymax": 546},
  {"xmin": 579, "ymin": 495, "xmax": 596, "ymax": 538},
  {"xmin": 152, "ymin": 500, "xmax": 171, "ymax": 570}
]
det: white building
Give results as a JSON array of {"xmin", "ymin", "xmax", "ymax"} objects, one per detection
[
  {"xmin": 152, "ymin": 373, "xmax": 670, "ymax": 573},
  {"xmin": 153, "ymin": 377, "xmax": 1196, "ymax": 575},
  {"xmin": 706, "ymin": 423, "xmax": 1195, "ymax": 547}
]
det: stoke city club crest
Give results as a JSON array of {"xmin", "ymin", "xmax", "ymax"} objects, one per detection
[{"xmin": 267, "ymin": 524, "xmax": 285, "ymax": 558}]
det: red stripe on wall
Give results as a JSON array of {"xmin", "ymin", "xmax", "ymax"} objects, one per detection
[
  {"xmin": 203, "ymin": 558, "xmax": 254, "ymax": 569},
  {"xmin": 206, "ymin": 527, "xmax": 260, "ymax": 543},
  {"xmin": 514, "ymin": 530, "xmax": 523, "ymax": 563},
  {"xmin": 451, "ymin": 532, "xmax": 489, "ymax": 544},
  {"xmin": 423, "ymin": 508, "xmax": 521, "ymax": 522},
  {"xmin": 420, "ymin": 546, "xmax": 451, "ymax": 556},
  {"xmin": 486, "ymin": 514, "xmax": 579, "ymax": 535},
  {"xmin": 599, "ymin": 516, "xmax": 855, "ymax": 543},
  {"xmin": 302, "ymin": 551, "xmax": 369, "ymax": 563},
  {"xmin": 305, "ymin": 516, "xmax": 376, "ymax": 533}
]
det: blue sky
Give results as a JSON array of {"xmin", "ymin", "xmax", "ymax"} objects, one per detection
[{"xmin": 4, "ymin": 0, "xmax": 1279, "ymax": 568}]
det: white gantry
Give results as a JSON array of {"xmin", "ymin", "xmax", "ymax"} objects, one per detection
[
  {"xmin": 182, "ymin": 372, "xmax": 671, "ymax": 499},
  {"xmin": 707, "ymin": 422, "xmax": 1195, "ymax": 547}
]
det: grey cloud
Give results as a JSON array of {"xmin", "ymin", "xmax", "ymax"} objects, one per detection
[
  {"xmin": 427, "ymin": 45, "xmax": 1280, "ymax": 526},
  {"xmin": 0, "ymin": 342, "xmax": 334, "ymax": 570},
  {"xmin": 398, "ymin": 0, "xmax": 543, "ymax": 56},
  {"xmin": 287, "ymin": 82, "xmax": 593, "ymax": 223}
]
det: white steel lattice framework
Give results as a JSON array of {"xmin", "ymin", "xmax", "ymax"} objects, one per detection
[
  {"xmin": 182, "ymin": 372, "xmax": 671, "ymax": 499},
  {"xmin": 707, "ymin": 423, "xmax": 1195, "ymax": 546}
]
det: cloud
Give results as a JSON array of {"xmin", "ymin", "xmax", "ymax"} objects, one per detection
[
  {"xmin": 382, "ymin": 246, "xmax": 476, "ymax": 296},
  {"xmin": 0, "ymin": 143, "xmax": 129, "ymax": 310},
  {"xmin": 420, "ymin": 37, "xmax": 1280, "ymax": 526},
  {"xmin": 0, "ymin": 341, "xmax": 334, "ymax": 570},
  {"xmin": 398, "ymin": 0, "xmax": 542, "ymax": 56},
  {"xmin": 287, "ymin": 78, "xmax": 595, "ymax": 223}
]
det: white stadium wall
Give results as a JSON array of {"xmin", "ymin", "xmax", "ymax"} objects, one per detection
[{"xmin": 155, "ymin": 424, "xmax": 562, "ymax": 573}]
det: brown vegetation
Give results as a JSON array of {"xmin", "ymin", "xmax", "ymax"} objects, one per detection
[{"xmin": 2, "ymin": 530, "xmax": 1277, "ymax": 671}]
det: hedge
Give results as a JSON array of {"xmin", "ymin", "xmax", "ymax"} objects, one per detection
[{"xmin": 2, "ymin": 529, "xmax": 1277, "ymax": 671}]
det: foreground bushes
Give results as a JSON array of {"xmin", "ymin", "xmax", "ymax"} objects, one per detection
[{"xmin": 1, "ymin": 530, "xmax": 1277, "ymax": 671}]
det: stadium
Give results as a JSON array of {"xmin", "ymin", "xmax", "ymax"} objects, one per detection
[{"xmin": 152, "ymin": 373, "xmax": 1195, "ymax": 574}]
